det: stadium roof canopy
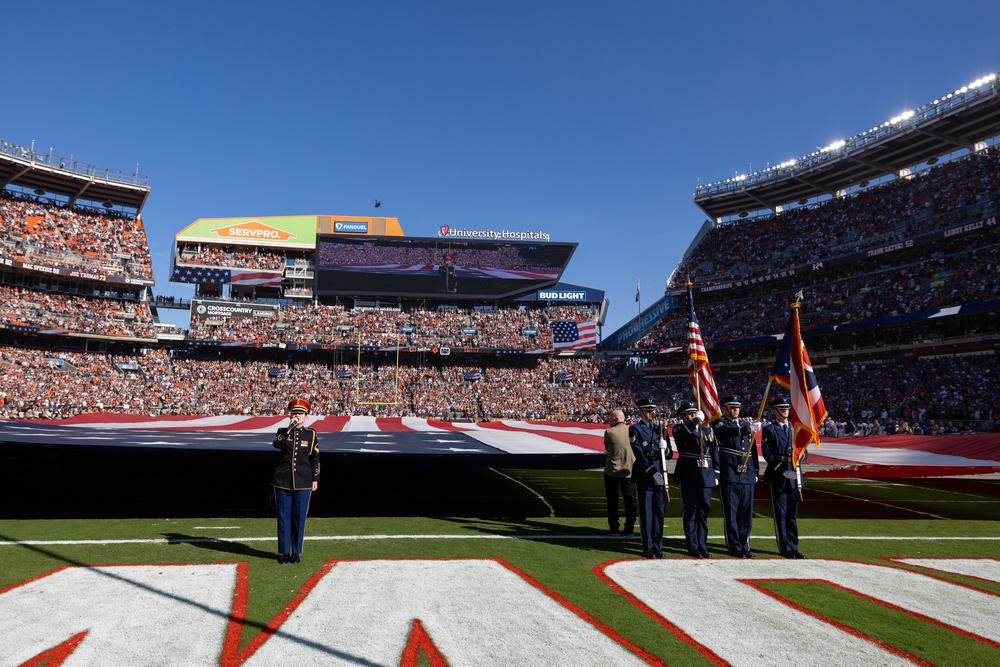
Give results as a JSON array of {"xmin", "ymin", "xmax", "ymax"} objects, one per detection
[
  {"xmin": 694, "ymin": 72, "xmax": 1000, "ymax": 221},
  {"xmin": 0, "ymin": 139, "xmax": 149, "ymax": 212}
]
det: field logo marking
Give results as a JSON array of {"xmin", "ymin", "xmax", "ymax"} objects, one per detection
[
  {"xmin": 599, "ymin": 558, "xmax": 1000, "ymax": 666},
  {"xmin": 0, "ymin": 559, "xmax": 661, "ymax": 667}
]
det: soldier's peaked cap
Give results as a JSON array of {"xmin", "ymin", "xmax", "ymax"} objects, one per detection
[
  {"xmin": 287, "ymin": 398, "xmax": 311, "ymax": 414},
  {"xmin": 769, "ymin": 395, "xmax": 791, "ymax": 409},
  {"xmin": 635, "ymin": 397, "xmax": 657, "ymax": 410}
]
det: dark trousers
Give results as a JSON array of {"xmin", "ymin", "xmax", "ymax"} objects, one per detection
[
  {"xmin": 603, "ymin": 474, "xmax": 636, "ymax": 533},
  {"xmin": 770, "ymin": 483, "xmax": 800, "ymax": 553},
  {"xmin": 679, "ymin": 482, "xmax": 713, "ymax": 553},
  {"xmin": 275, "ymin": 487, "xmax": 312, "ymax": 554},
  {"xmin": 636, "ymin": 478, "xmax": 665, "ymax": 554},
  {"xmin": 720, "ymin": 480, "xmax": 754, "ymax": 554}
]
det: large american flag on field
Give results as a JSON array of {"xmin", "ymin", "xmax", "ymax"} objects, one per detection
[
  {"xmin": 552, "ymin": 321, "xmax": 597, "ymax": 350},
  {"xmin": 686, "ymin": 284, "xmax": 721, "ymax": 421},
  {"xmin": 172, "ymin": 265, "xmax": 283, "ymax": 287},
  {"xmin": 787, "ymin": 302, "xmax": 828, "ymax": 468}
]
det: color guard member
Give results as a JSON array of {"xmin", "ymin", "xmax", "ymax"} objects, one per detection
[
  {"xmin": 712, "ymin": 395, "xmax": 760, "ymax": 558},
  {"xmin": 672, "ymin": 401, "xmax": 719, "ymax": 558},
  {"xmin": 762, "ymin": 395, "xmax": 806, "ymax": 558},
  {"xmin": 630, "ymin": 397, "xmax": 673, "ymax": 559}
]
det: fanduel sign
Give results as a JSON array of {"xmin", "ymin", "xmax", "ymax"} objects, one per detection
[
  {"xmin": 334, "ymin": 221, "xmax": 369, "ymax": 234},
  {"xmin": 538, "ymin": 290, "xmax": 586, "ymax": 301}
]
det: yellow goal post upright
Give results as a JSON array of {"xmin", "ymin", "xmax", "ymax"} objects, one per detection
[{"xmin": 354, "ymin": 325, "xmax": 402, "ymax": 407}]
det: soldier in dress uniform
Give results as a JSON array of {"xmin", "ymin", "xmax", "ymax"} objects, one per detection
[
  {"xmin": 272, "ymin": 397, "xmax": 321, "ymax": 564},
  {"xmin": 629, "ymin": 397, "xmax": 673, "ymax": 559},
  {"xmin": 712, "ymin": 395, "xmax": 761, "ymax": 558},
  {"xmin": 672, "ymin": 401, "xmax": 719, "ymax": 559},
  {"xmin": 762, "ymin": 395, "xmax": 806, "ymax": 558}
]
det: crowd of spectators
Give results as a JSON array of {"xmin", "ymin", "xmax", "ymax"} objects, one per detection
[
  {"xmin": 0, "ymin": 191, "xmax": 153, "ymax": 280},
  {"xmin": 176, "ymin": 243, "xmax": 285, "ymax": 271},
  {"xmin": 636, "ymin": 230, "xmax": 1000, "ymax": 349},
  {"xmin": 190, "ymin": 303, "xmax": 589, "ymax": 349},
  {"xmin": 677, "ymin": 145, "xmax": 1000, "ymax": 285},
  {"xmin": 1, "ymin": 346, "xmax": 996, "ymax": 433},
  {"xmin": 0, "ymin": 285, "xmax": 156, "ymax": 339}
]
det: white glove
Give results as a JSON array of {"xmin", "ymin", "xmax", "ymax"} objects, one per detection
[
  {"xmin": 748, "ymin": 421, "xmax": 762, "ymax": 433},
  {"xmin": 658, "ymin": 438, "xmax": 669, "ymax": 451},
  {"xmin": 694, "ymin": 410, "xmax": 705, "ymax": 423},
  {"xmin": 652, "ymin": 472, "xmax": 665, "ymax": 487},
  {"xmin": 783, "ymin": 470, "xmax": 798, "ymax": 480},
  {"xmin": 713, "ymin": 477, "xmax": 719, "ymax": 486}
]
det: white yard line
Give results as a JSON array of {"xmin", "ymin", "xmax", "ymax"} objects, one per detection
[{"xmin": 2, "ymin": 534, "xmax": 999, "ymax": 546}]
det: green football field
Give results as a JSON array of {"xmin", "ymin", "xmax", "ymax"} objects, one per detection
[{"xmin": 1, "ymin": 470, "xmax": 998, "ymax": 666}]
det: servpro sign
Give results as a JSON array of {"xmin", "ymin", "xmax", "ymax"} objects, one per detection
[
  {"xmin": 175, "ymin": 216, "xmax": 318, "ymax": 248},
  {"xmin": 209, "ymin": 221, "xmax": 297, "ymax": 242}
]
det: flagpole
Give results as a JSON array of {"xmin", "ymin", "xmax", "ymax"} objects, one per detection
[
  {"xmin": 694, "ymin": 370, "xmax": 706, "ymax": 460},
  {"xmin": 788, "ymin": 290, "xmax": 809, "ymax": 502}
]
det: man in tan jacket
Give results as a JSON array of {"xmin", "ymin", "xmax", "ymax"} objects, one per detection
[{"xmin": 604, "ymin": 408, "xmax": 636, "ymax": 536}]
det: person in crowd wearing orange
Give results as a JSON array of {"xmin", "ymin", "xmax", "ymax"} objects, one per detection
[{"xmin": 272, "ymin": 397, "xmax": 320, "ymax": 564}]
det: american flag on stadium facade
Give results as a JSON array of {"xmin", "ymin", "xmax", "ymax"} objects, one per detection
[
  {"xmin": 786, "ymin": 303, "xmax": 828, "ymax": 468},
  {"xmin": 686, "ymin": 284, "xmax": 721, "ymax": 421},
  {"xmin": 171, "ymin": 265, "xmax": 283, "ymax": 287},
  {"xmin": 552, "ymin": 321, "xmax": 597, "ymax": 350}
]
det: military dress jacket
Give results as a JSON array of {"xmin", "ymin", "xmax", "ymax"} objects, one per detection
[
  {"xmin": 762, "ymin": 421, "xmax": 806, "ymax": 490},
  {"xmin": 712, "ymin": 417, "xmax": 758, "ymax": 484},
  {"xmin": 672, "ymin": 422, "xmax": 719, "ymax": 488},
  {"xmin": 272, "ymin": 426, "xmax": 321, "ymax": 490},
  {"xmin": 629, "ymin": 420, "xmax": 671, "ymax": 483}
]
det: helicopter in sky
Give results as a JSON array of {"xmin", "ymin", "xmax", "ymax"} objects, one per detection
[{"xmin": 373, "ymin": 199, "xmax": 385, "ymax": 209}]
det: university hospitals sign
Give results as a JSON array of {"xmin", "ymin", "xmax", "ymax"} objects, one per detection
[{"xmin": 438, "ymin": 225, "xmax": 551, "ymax": 242}]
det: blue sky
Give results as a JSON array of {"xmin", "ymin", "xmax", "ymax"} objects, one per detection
[{"xmin": 4, "ymin": 1, "xmax": 999, "ymax": 333}]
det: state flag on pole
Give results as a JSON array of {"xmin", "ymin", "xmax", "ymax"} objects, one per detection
[
  {"xmin": 786, "ymin": 302, "xmax": 828, "ymax": 468},
  {"xmin": 686, "ymin": 284, "xmax": 721, "ymax": 421}
]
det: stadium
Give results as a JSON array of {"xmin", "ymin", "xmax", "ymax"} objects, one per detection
[{"xmin": 1, "ymin": 68, "xmax": 999, "ymax": 666}]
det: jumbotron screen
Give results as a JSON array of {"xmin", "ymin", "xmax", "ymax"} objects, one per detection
[{"xmin": 315, "ymin": 235, "xmax": 577, "ymax": 299}]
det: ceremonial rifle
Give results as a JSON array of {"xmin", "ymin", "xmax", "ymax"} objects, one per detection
[{"xmin": 658, "ymin": 418, "xmax": 671, "ymax": 503}]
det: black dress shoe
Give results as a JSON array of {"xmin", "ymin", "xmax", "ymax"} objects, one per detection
[
  {"xmin": 277, "ymin": 553, "xmax": 290, "ymax": 564},
  {"xmin": 654, "ymin": 550, "xmax": 666, "ymax": 559},
  {"xmin": 688, "ymin": 550, "xmax": 702, "ymax": 558},
  {"xmin": 699, "ymin": 551, "xmax": 712, "ymax": 560},
  {"xmin": 792, "ymin": 551, "xmax": 806, "ymax": 559},
  {"xmin": 728, "ymin": 550, "xmax": 743, "ymax": 558},
  {"xmin": 781, "ymin": 551, "xmax": 795, "ymax": 559},
  {"xmin": 741, "ymin": 551, "xmax": 755, "ymax": 559},
  {"xmin": 290, "ymin": 553, "xmax": 301, "ymax": 564},
  {"xmin": 642, "ymin": 550, "xmax": 656, "ymax": 559}
]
